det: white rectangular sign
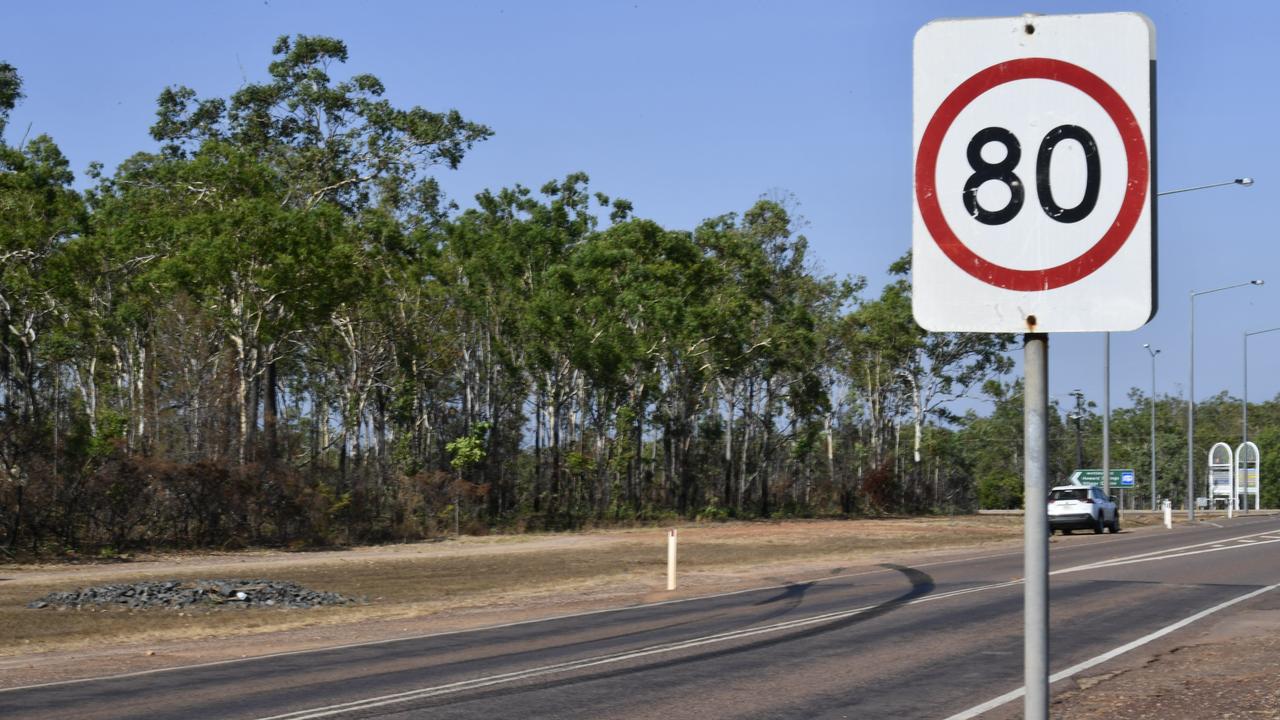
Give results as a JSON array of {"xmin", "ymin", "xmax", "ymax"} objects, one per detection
[{"xmin": 913, "ymin": 13, "xmax": 1156, "ymax": 333}]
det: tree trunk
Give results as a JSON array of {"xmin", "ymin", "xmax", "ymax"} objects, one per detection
[
  {"xmin": 533, "ymin": 386, "xmax": 543, "ymax": 513},
  {"xmin": 738, "ymin": 378, "xmax": 754, "ymax": 513},
  {"xmin": 231, "ymin": 334, "xmax": 249, "ymax": 464},
  {"xmin": 722, "ymin": 379, "xmax": 735, "ymax": 509},
  {"xmin": 759, "ymin": 377, "xmax": 773, "ymax": 518},
  {"xmin": 264, "ymin": 359, "xmax": 279, "ymax": 462}
]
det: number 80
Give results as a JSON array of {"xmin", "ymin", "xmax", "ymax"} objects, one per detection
[{"xmin": 963, "ymin": 125, "xmax": 1101, "ymax": 226}]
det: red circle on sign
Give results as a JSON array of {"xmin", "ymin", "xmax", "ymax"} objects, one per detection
[{"xmin": 915, "ymin": 57, "xmax": 1149, "ymax": 291}]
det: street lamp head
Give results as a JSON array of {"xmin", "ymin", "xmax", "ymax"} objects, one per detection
[
  {"xmin": 1251, "ymin": 279, "xmax": 1265, "ymax": 286},
  {"xmin": 1236, "ymin": 177, "xmax": 1254, "ymax": 187},
  {"xmin": 1143, "ymin": 343, "xmax": 1149, "ymax": 348}
]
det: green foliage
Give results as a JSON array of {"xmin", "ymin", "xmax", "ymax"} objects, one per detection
[
  {"xmin": 327, "ymin": 491, "xmax": 354, "ymax": 521},
  {"xmin": 447, "ymin": 422, "xmax": 490, "ymax": 470},
  {"xmin": 695, "ymin": 497, "xmax": 731, "ymax": 522},
  {"xmin": 976, "ymin": 473, "xmax": 1023, "ymax": 510},
  {"xmin": 0, "ymin": 62, "xmax": 20, "ymax": 135},
  {"xmin": 8, "ymin": 37, "xmax": 1280, "ymax": 556},
  {"xmin": 88, "ymin": 411, "xmax": 128, "ymax": 458}
]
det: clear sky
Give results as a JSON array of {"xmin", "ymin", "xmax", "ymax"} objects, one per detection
[{"xmin": 3, "ymin": 0, "xmax": 1278, "ymax": 418}]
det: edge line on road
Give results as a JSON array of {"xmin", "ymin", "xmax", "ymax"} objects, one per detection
[{"xmin": 942, "ymin": 582, "xmax": 1280, "ymax": 720}]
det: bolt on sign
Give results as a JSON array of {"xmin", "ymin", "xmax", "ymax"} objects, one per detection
[{"xmin": 913, "ymin": 13, "xmax": 1156, "ymax": 333}]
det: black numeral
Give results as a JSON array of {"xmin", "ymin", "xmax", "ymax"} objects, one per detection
[
  {"xmin": 962, "ymin": 125, "xmax": 1101, "ymax": 225},
  {"xmin": 963, "ymin": 127, "xmax": 1023, "ymax": 225},
  {"xmin": 1036, "ymin": 125, "xmax": 1100, "ymax": 224}
]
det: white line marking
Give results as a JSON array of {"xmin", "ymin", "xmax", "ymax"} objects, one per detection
[
  {"xmin": 1053, "ymin": 539, "xmax": 1280, "ymax": 576},
  {"xmin": 942, "ymin": 582, "xmax": 1280, "ymax": 720},
  {"xmin": 1050, "ymin": 528, "xmax": 1280, "ymax": 576}
]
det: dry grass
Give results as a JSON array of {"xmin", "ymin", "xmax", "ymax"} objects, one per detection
[{"xmin": 1, "ymin": 515, "xmax": 1154, "ymax": 658}]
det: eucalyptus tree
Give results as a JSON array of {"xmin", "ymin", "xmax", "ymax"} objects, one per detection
[
  {"xmin": 105, "ymin": 35, "xmax": 492, "ymax": 467},
  {"xmin": 519, "ymin": 175, "xmax": 618, "ymax": 520},
  {"xmin": 887, "ymin": 255, "xmax": 1014, "ymax": 508},
  {"xmin": 690, "ymin": 212, "xmax": 767, "ymax": 511},
  {"xmin": 0, "ymin": 65, "xmax": 88, "ymax": 549},
  {"xmin": 565, "ymin": 214, "xmax": 698, "ymax": 514},
  {"xmin": 838, "ymin": 273, "xmax": 917, "ymax": 494},
  {"xmin": 0, "ymin": 62, "xmax": 20, "ymax": 136},
  {"xmin": 443, "ymin": 182, "xmax": 565, "ymax": 515},
  {"xmin": 0, "ymin": 68, "xmax": 85, "ymax": 424},
  {"xmin": 0, "ymin": 140, "xmax": 83, "ymax": 422},
  {"xmin": 679, "ymin": 199, "xmax": 847, "ymax": 515}
]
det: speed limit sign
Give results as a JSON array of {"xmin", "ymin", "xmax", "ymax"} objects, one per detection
[{"xmin": 912, "ymin": 13, "xmax": 1155, "ymax": 333}]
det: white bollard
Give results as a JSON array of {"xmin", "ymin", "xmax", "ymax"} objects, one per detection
[
  {"xmin": 667, "ymin": 528, "xmax": 677, "ymax": 591},
  {"xmin": 1162, "ymin": 499, "xmax": 1172, "ymax": 529}
]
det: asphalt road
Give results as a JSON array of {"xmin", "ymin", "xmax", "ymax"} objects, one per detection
[{"xmin": 6, "ymin": 515, "xmax": 1280, "ymax": 719}]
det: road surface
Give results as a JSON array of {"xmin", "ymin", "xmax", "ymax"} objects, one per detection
[{"xmin": 6, "ymin": 515, "xmax": 1280, "ymax": 719}]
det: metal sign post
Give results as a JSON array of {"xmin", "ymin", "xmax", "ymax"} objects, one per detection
[
  {"xmin": 914, "ymin": 13, "xmax": 1154, "ymax": 719},
  {"xmin": 1023, "ymin": 334, "xmax": 1049, "ymax": 715}
]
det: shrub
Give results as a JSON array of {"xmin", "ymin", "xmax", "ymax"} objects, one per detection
[{"xmin": 976, "ymin": 473, "xmax": 1023, "ymax": 509}]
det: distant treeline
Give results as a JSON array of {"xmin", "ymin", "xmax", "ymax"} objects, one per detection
[{"xmin": 1, "ymin": 40, "xmax": 1276, "ymax": 555}]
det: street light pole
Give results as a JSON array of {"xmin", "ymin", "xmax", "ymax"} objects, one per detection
[
  {"xmin": 1144, "ymin": 344, "xmax": 1160, "ymax": 510},
  {"xmin": 1133, "ymin": 177, "xmax": 1254, "ymax": 517},
  {"xmin": 1157, "ymin": 177, "xmax": 1253, "ymax": 197},
  {"xmin": 1243, "ymin": 327, "xmax": 1280, "ymax": 511},
  {"xmin": 1188, "ymin": 280, "xmax": 1264, "ymax": 520}
]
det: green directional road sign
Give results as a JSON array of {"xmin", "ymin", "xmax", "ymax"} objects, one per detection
[{"xmin": 1069, "ymin": 469, "xmax": 1136, "ymax": 487}]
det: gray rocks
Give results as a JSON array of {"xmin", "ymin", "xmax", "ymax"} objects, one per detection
[{"xmin": 27, "ymin": 579, "xmax": 355, "ymax": 611}]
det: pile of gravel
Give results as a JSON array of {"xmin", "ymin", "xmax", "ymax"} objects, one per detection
[{"xmin": 27, "ymin": 579, "xmax": 357, "ymax": 611}]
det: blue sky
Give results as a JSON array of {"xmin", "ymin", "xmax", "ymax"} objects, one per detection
[{"xmin": 3, "ymin": 0, "xmax": 1278, "ymax": 418}]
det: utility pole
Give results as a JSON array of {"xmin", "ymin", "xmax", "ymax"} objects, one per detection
[{"xmin": 1069, "ymin": 389, "xmax": 1086, "ymax": 471}]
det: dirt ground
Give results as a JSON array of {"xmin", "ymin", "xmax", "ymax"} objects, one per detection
[
  {"xmin": 2, "ymin": 514, "xmax": 1275, "ymax": 718},
  {"xmin": 1047, "ymin": 630, "xmax": 1280, "ymax": 719}
]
